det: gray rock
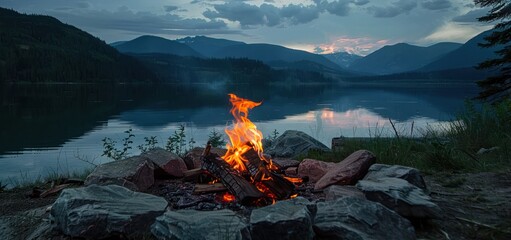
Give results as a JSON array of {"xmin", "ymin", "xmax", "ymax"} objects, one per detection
[
  {"xmin": 315, "ymin": 150, "xmax": 376, "ymax": 190},
  {"xmin": 266, "ymin": 130, "xmax": 330, "ymax": 158},
  {"xmin": 141, "ymin": 148, "xmax": 188, "ymax": 178},
  {"xmin": 183, "ymin": 147, "xmax": 227, "ymax": 169},
  {"xmin": 151, "ymin": 209, "xmax": 250, "ymax": 240},
  {"xmin": 314, "ymin": 197, "xmax": 416, "ymax": 240},
  {"xmin": 51, "ymin": 185, "xmax": 168, "ymax": 239},
  {"xmin": 272, "ymin": 158, "xmax": 301, "ymax": 170},
  {"xmin": 357, "ymin": 177, "xmax": 442, "ymax": 219},
  {"xmin": 298, "ymin": 159, "xmax": 336, "ymax": 183},
  {"xmin": 324, "ymin": 185, "xmax": 365, "ymax": 201},
  {"xmin": 364, "ymin": 164, "xmax": 427, "ymax": 190},
  {"xmin": 250, "ymin": 197, "xmax": 316, "ymax": 240},
  {"xmin": 84, "ymin": 156, "xmax": 154, "ymax": 191},
  {"xmin": 477, "ymin": 146, "xmax": 500, "ymax": 155}
]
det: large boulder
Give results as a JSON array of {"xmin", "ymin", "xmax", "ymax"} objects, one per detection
[
  {"xmin": 84, "ymin": 156, "xmax": 154, "ymax": 191},
  {"xmin": 315, "ymin": 150, "xmax": 376, "ymax": 190},
  {"xmin": 183, "ymin": 147, "xmax": 227, "ymax": 169},
  {"xmin": 266, "ymin": 130, "xmax": 330, "ymax": 158},
  {"xmin": 250, "ymin": 197, "xmax": 316, "ymax": 240},
  {"xmin": 356, "ymin": 177, "xmax": 442, "ymax": 219},
  {"xmin": 151, "ymin": 209, "xmax": 250, "ymax": 240},
  {"xmin": 363, "ymin": 164, "xmax": 427, "ymax": 190},
  {"xmin": 297, "ymin": 159, "xmax": 336, "ymax": 183},
  {"xmin": 141, "ymin": 148, "xmax": 188, "ymax": 178},
  {"xmin": 324, "ymin": 185, "xmax": 365, "ymax": 201},
  {"xmin": 51, "ymin": 185, "xmax": 168, "ymax": 239},
  {"xmin": 314, "ymin": 197, "xmax": 416, "ymax": 240}
]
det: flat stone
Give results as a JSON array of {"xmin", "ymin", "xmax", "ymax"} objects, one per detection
[
  {"xmin": 250, "ymin": 197, "xmax": 316, "ymax": 240},
  {"xmin": 364, "ymin": 164, "xmax": 427, "ymax": 190},
  {"xmin": 324, "ymin": 185, "xmax": 365, "ymax": 201},
  {"xmin": 183, "ymin": 147, "xmax": 227, "ymax": 169},
  {"xmin": 357, "ymin": 177, "xmax": 442, "ymax": 219},
  {"xmin": 84, "ymin": 156, "xmax": 154, "ymax": 191},
  {"xmin": 314, "ymin": 197, "xmax": 416, "ymax": 240},
  {"xmin": 298, "ymin": 159, "xmax": 336, "ymax": 183},
  {"xmin": 272, "ymin": 158, "xmax": 300, "ymax": 170},
  {"xmin": 51, "ymin": 185, "xmax": 168, "ymax": 239},
  {"xmin": 151, "ymin": 209, "xmax": 250, "ymax": 240},
  {"xmin": 315, "ymin": 150, "xmax": 376, "ymax": 190},
  {"xmin": 141, "ymin": 148, "xmax": 188, "ymax": 178},
  {"xmin": 266, "ymin": 130, "xmax": 330, "ymax": 158}
]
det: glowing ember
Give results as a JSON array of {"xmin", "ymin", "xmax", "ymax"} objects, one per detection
[
  {"xmin": 222, "ymin": 94, "xmax": 268, "ymax": 172},
  {"xmin": 221, "ymin": 192, "xmax": 236, "ymax": 202},
  {"xmin": 284, "ymin": 176, "xmax": 304, "ymax": 184}
]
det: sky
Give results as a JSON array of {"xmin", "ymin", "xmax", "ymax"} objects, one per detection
[{"xmin": 0, "ymin": 0, "xmax": 494, "ymax": 55}]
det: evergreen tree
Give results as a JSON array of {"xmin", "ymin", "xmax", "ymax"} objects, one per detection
[{"xmin": 475, "ymin": 0, "xmax": 511, "ymax": 101}]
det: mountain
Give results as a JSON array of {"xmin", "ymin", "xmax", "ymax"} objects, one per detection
[
  {"xmin": 419, "ymin": 30, "xmax": 501, "ymax": 72},
  {"xmin": 177, "ymin": 36, "xmax": 245, "ymax": 57},
  {"xmin": 0, "ymin": 7, "xmax": 156, "ymax": 84},
  {"xmin": 113, "ymin": 35, "xmax": 202, "ymax": 57},
  {"xmin": 349, "ymin": 42, "xmax": 462, "ymax": 75},
  {"xmin": 212, "ymin": 43, "xmax": 345, "ymax": 73},
  {"xmin": 322, "ymin": 52, "xmax": 362, "ymax": 68}
]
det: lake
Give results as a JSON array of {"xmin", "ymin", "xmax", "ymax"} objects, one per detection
[{"xmin": 0, "ymin": 81, "xmax": 478, "ymax": 185}]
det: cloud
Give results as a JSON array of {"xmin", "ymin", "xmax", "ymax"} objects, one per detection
[
  {"xmin": 421, "ymin": 0, "xmax": 452, "ymax": 11},
  {"xmin": 164, "ymin": 5, "xmax": 179, "ymax": 12},
  {"xmin": 323, "ymin": 0, "xmax": 351, "ymax": 17},
  {"xmin": 203, "ymin": 0, "xmax": 357, "ymax": 27},
  {"xmin": 203, "ymin": 2, "xmax": 268, "ymax": 26},
  {"xmin": 352, "ymin": 0, "xmax": 370, "ymax": 6},
  {"xmin": 280, "ymin": 4, "xmax": 321, "ymax": 24},
  {"xmin": 49, "ymin": 7, "xmax": 237, "ymax": 38},
  {"xmin": 368, "ymin": 0, "xmax": 418, "ymax": 18},
  {"xmin": 423, "ymin": 22, "xmax": 492, "ymax": 42},
  {"xmin": 452, "ymin": 8, "xmax": 489, "ymax": 23},
  {"xmin": 287, "ymin": 36, "xmax": 391, "ymax": 56}
]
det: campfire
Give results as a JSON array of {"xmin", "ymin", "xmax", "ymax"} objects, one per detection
[{"xmin": 197, "ymin": 94, "xmax": 302, "ymax": 205}]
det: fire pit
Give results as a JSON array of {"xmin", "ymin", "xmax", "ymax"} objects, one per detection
[{"xmin": 180, "ymin": 94, "xmax": 303, "ymax": 207}]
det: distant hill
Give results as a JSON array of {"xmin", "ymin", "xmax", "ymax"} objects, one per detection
[
  {"xmin": 0, "ymin": 7, "xmax": 156, "ymax": 84},
  {"xmin": 349, "ymin": 42, "xmax": 462, "ymax": 75},
  {"xmin": 419, "ymin": 30, "xmax": 501, "ymax": 72},
  {"xmin": 113, "ymin": 35, "xmax": 202, "ymax": 57},
  {"xmin": 322, "ymin": 52, "xmax": 362, "ymax": 68},
  {"xmin": 130, "ymin": 53, "xmax": 333, "ymax": 84},
  {"xmin": 212, "ymin": 43, "xmax": 347, "ymax": 74},
  {"xmin": 177, "ymin": 36, "xmax": 245, "ymax": 57}
]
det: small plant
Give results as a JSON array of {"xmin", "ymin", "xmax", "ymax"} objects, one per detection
[
  {"xmin": 208, "ymin": 129, "xmax": 226, "ymax": 147},
  {"xmin": 166, "ymin": 124, "xmax": 195, "ymax": 157},
  {"xmin": 102, "ymin": 128, "xmax": 135, "ymax": 161},
  {"xmin": 138, "ymin": 136, "xmax": 159, "ymax": 153},
  {"xmin": 0, "ymin": 180, "xmax": 7, "ymax": 192},
  {"xmin": 267, "ymin": 129, "xmax": 280, "ymax": 142}
]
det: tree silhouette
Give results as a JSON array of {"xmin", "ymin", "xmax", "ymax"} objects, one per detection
[{"xmin": 475, "ymin": 0, "xmax": 511, "ymax": 101}]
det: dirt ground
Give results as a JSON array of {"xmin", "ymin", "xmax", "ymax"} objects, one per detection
[{"xmin": 1, "ymin": 171, "xmax": 510, "ymax": 240}]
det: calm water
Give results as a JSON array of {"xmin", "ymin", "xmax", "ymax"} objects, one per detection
[{"xmin": 0, "ymin": 81, "xmax": 478, "ymax": 184}]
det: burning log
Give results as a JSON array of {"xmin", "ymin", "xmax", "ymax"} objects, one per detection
[
  {"xmin": 243, "ymin": 148, "xmax": 295, "ymax": 200},
  {"xmin": 202, "ymin": 153, "xmax": 264, "ymax": 205}
]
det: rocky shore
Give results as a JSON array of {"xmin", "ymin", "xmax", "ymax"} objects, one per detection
[{"xmin": 1, "ymin": 130, "xmax": 510, "ymax": 240}]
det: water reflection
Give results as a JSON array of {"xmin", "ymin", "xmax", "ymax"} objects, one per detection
[{"xmin": 0, "ymin": 82, "xmax": 478, "ymax": 184}]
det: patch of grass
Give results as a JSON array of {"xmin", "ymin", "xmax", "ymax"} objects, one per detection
[
  {"xmin": 5, "ymin": 167, "xmax": 93, "ymax": 191},
  {"xmin": 440, "ymin": 177, "xmax": 466, "ymax": 188},
  {"xmin": 300, "ymin": 100, "xmax": 511, "ymax": 173}
]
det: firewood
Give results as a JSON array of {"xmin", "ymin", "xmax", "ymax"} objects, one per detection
[{"xmin": 193, "ymin": 183, "xmax": 227, "ymax": 194}]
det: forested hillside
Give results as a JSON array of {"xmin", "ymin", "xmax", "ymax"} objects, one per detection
[{"xmin": 0, "ymin": 8, "xmax": 157, "ymax": 84}]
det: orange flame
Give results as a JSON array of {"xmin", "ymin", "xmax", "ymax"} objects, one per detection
[{"xmin": 222, "ymin": 94, "xmax": 268, "ymax": 172}]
